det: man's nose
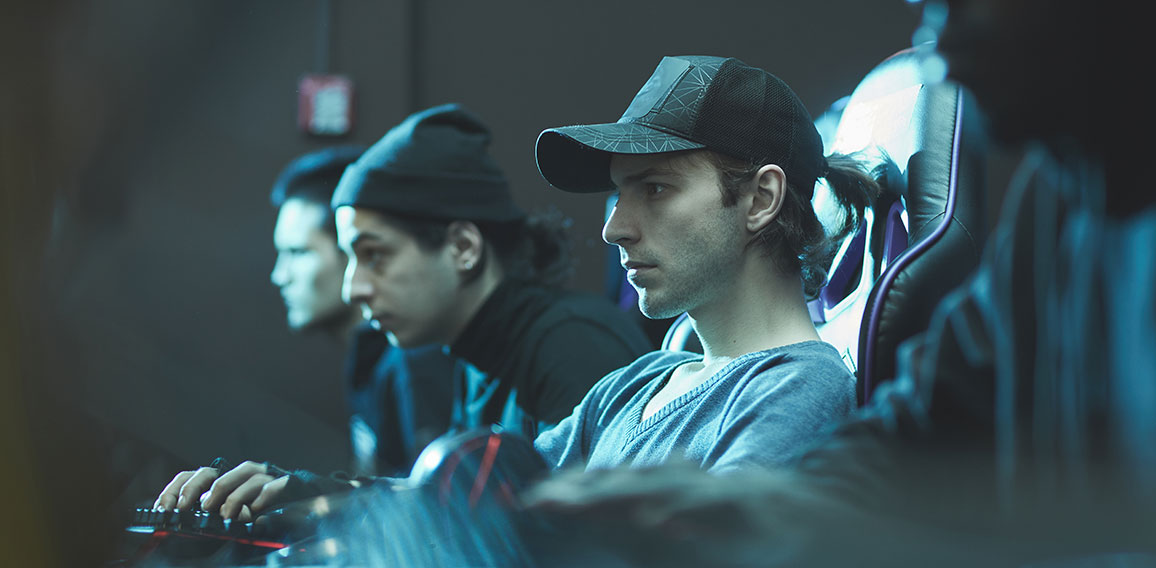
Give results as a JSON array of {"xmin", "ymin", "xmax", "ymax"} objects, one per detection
[
  {"xmin": 342, "ymin": 260, "xmax": 372, "ymax": 306},
  {"xmin": 602, "ymin": 199, "xmax": 638, "ymax": 246},
  {"xmin": 270, "ymin": 255, "xmax": 289, "ymax": 286}
]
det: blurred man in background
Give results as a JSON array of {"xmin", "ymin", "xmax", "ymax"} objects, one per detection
[{"xmin": 269, "ymin": 147, "xmax": 459, "ymax": 477}]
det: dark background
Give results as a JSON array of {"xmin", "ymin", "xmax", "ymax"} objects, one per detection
[{"xmin": 2, "ymin": 1, "xmax": 928, "ymax": 564}]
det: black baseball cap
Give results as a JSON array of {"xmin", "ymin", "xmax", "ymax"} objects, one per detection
[
  {"xmin": 536, "ymin": 55, "xmax": 826, "ymax": 195},
  {"xmin": 332, "ymin": 103, "xmax": 525, "ymax": 222}
]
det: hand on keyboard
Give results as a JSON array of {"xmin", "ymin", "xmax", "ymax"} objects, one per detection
[{"xmin": 154, "ymin": 460, "xmax": 289, "ymax": 521}]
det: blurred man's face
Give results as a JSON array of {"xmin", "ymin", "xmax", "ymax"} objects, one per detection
[
  {"xmin": 932, "ymin": 0, "xmax": 1092, "ymax": 144},
  {"xmin": 270, "ymin": 198, "xmax": 351, "ymax": 331}
]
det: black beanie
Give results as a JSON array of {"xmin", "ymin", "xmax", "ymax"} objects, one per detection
[{"xmin": 332, "ymin": 103, "xmax": 525, "ymax": 222}]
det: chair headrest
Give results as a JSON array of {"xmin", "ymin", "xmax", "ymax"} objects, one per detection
[{"xmin": 808, "ymin": 47, "xmax": 988, "ymax": 403}]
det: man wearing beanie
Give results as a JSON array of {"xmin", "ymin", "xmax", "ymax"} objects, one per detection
[
  {"xmin": 153, "ymin": 104, "xmax": 652, "ymax": 518},
  {"xmin": 530, "ymin": 55, "xmax": 877, "ymax": 474},
  {"xmin": 268, "ymin": 146, "xmax": 459, "ymax": 478},
  {"xmin": 329, "ymin": 103, "xmax": 650, "ymax": 437}
]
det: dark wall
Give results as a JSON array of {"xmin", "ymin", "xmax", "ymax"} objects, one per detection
[
  {"xmin": 9, "ymin": 1, "xmax": 920, "ymax": 564},
  {"xmin": 41, "ymin": 0, "xmax": 410, "ymax": 470},
  {"xmin": 413, "ymin": 0, "xmax": 922, "ymax": 290}
]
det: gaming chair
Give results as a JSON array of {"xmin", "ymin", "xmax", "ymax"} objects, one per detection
[{"xmin": 660, "ymin": 46, "xmax": 988, "ymax": 406}]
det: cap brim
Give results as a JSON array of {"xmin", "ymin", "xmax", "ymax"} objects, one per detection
[{"xmin": 536, "ymin": 121, "xmax": 704, "ymax": 193}]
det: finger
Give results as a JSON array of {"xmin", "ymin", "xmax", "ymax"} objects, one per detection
[
  {"xmin": 200, "ymin": 461, "xmax": 268, "ymax": 512},
  {"xmin": 154, "ymin": 470, "xmax": 196, "ymax": 511},
  {"xmin": 177, "ymin": 467, "xmax": 221, "ymax": 511},
  {"xmin": 248, "ymin": 475, "xmax": 290, "ymax": 515},
  {"xmin": 218, "ymin": 473, "xmax": 274, "ymax": 520}
]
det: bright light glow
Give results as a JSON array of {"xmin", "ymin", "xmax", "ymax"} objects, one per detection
[
  {"xmin": 919, "ymin": 53, "xmax": 949, "ymax": 84},
  {"xmin": 911, "ymin": 25, "xmax": 937, "ymax": 47},
  {"xmin": 831, "ymin": 85, "xmax": 922, "ymax": 160},
  {"xmin": 921, "ymin": 0, "xmax": 948, "ymax": 30},
  {"xmin": 313, "ymin": 496, "xmax": 331, "ymax": 516}
]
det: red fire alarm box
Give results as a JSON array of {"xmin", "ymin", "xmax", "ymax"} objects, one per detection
[{"xmin": 298, "ymin": 74, "xmax": 355, "ymax": 136}]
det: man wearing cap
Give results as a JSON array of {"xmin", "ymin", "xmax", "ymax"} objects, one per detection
[
  {"xmin": 524, "ymin": 1, "xmax": 1156, "ymax": 566},
  {"xmin": 254, "ymin": 58, "xmax": 886, "ymax": 565},
  {"xmin": 532, "ymin": 55, "xmax": 879, "ymax": 473},
  {"xmin": 154, "ymin": 104, "xmax": 652, "ymax": 519},
  {"xmin": 268, "ymin": 146, "xmax": 459, "ymax": 478}
]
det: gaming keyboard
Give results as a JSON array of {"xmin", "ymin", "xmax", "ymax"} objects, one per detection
[
  {"xmin": 129, "ymin": 506, "xmax": 290, "ymax": 541},
  {"xmin": 117, "ymin": 427, "xmax": 548, "ymax": 566},
  {"xmin": 118, "ymin": 506, "xmax": 303, "ymax": 566}
]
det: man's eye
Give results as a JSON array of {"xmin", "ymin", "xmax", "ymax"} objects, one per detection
[
  {"xmin": 646, "ymin": 183, "xmax": 667, "ymax": 195},
  {"xmin": 362, "ymin": 249, "xmax": 387, "ymax": 265}
]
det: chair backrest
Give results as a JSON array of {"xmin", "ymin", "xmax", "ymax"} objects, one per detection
[
  {"xmin": 823, "ymin": 46, "xmax": 987, "ymax": 404},
  {"xmin": 660, "ymin": 47, "xmax": 987, "ymax": 408}
]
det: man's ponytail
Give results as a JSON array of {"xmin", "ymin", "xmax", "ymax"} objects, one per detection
[
  {"xmin": 710, "ymin": 150, "xmax": 881, "ymax": 298},
  {"xmin": 479, "ymin": 208, "xmax": 575, "ymax": 288}
]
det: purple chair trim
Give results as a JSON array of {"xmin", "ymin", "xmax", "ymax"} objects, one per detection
[
  {"xmin": 861, "ymin": 87, "xmax": 963, "ymax": 402},
  {"xmin": 617, "ymin": 276, "xmax": 638, "ymax": 311},
  {"xmin": 883, "ymin": 199, "xmax": 909, "ymax": 266}
]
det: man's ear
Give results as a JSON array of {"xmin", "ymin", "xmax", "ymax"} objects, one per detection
[
  {"xmin": 446, "ymin": 220, "xmax": 485, "ymax": 271},
  {"xmin": 747, "ymin": 164, "xmax": 786, "ymax": 233}
]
